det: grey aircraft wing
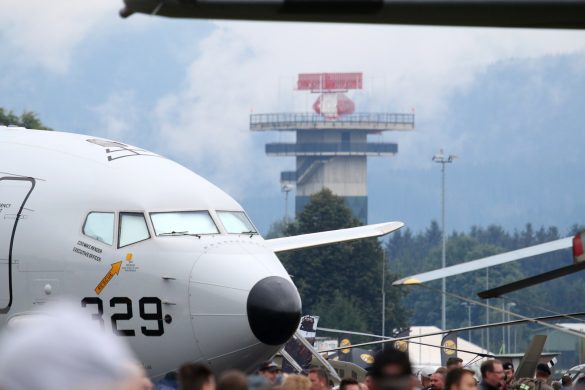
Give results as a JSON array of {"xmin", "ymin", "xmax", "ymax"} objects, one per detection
[
  {"xmin": 392, "ymin": 236, "xmax": 573, "ymax": 286},
  {"xmin": 264, "ymin": 221, "xmax": 403, "ymax": 253}
]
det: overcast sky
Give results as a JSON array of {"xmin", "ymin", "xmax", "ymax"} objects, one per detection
[{"xmin": 2, "ymin": 1, "xmax": 584, "ymax": 234}]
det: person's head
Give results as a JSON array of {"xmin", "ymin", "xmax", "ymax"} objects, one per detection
[
  {"xmin": 179, "ymin": 363, "xmax": 215, "ymax": 390},
  {"xmin": 372, "ymin": 348, "xmax": 413, "ymax": 379},
  {"xmin": 341, "ymin": 378, "xmax": 361, "ymax": 390},
  {"xmin": 259, "ymin": 361, "xmax": 281, "ymax": 384},
  {"xmin": 0, "ymin": 300, "xmax": 151, "ymax": 390},
  {"xmin": 309, "ymin": 368, "xmax": 329, "ymax": 390},
  {"xmin": 502, "ymin": 363, "xmax": 514, "ymax": 384},
  {"xmin": 447, "ymin": 358, "xmax": 464, "ymax": 370},
  {"xmin": 435, "ymin": 368, "xmax": 448, "ymax": 377},
  {"xmin": 561, "ymin": 375, "xmax": 573, "ymax": 388},
  {"xmin": 360, "ymin": 383, "xmax": 370, "ymax": 390},
  {"xmin": 282, "ymin": 375, "xmax": 311, "ymax": 390},
  {"xmin": 430, "ymin": 373, "xmax": 445, "ymax": 390},
  {"xmin": 480, "ymin": 360, "xmax": 504, "ymax": 387},
  {"xmin": 217, "ymin": 370, "xmax": 248, "ymax": 390},
  {"xmin": 536, "ymin": 364, "xmax": 551, "ymax": 381},
  {"xmin": 371, "ymin": 347, "xmax": 413, "ymax": 390},
  {"xmin": 366, "ymin": 371, "xmax": 375, "ymax": 390},
  {"xmin": 419, "ymin": 368, "xmax": 433, "ymax": 389},
  {"xmin": 421, "ymin": 377, "xmax": 432, "ymax": 389},
  {"xmin": 445, "ymin": 368, "xmax": 477, "ymax": 390}
]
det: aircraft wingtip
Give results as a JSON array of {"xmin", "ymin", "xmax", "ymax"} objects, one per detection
[
  {"xmin": 379, "ymin": 221, "xmax": 405, "ymax": 234},
  {"xmin": 393, "ymin": 277, "xmax": 421, "ymax": 286}
]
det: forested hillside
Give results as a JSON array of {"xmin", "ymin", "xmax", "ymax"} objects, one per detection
[
  {"xmin": 270, "ymin": 187, "xmax": 585, "ymax": 354},
  {"xmin": 387, "ymin": 222, "xmax": 585, "ymax": 352}
]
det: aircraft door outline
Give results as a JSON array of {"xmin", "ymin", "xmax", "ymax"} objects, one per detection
[{"xmin": 0, "ymin": 177, "xmax": 35, "ymax": 314}]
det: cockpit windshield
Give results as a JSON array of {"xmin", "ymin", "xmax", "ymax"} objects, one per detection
[
  {"xmin": 217, "ymin": 211, "xmax": 257, "ymax": 234},
  {"xmin": 150, "ymin": 211, "xmax": 219, "ymax": 236}
]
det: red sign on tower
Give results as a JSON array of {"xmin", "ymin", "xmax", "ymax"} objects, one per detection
[
  {"xmin": 297, "ymin": 72, "xmax": 362, "ymax": 119},
  {"xmin": 297, "ymin": 73, "xmax": 362, "ymax": 92}
]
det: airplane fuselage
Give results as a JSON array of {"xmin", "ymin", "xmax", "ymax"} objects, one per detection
[{"xmin": 0, "ymin": 127, "xmax": 302, "ymax": 378}]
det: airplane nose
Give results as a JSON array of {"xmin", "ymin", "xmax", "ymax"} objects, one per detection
[{"xmin": 247, "ymin": 276, "xmax": 302, "ymax": 345}]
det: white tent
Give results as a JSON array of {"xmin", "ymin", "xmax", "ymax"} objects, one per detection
[{"xmin": 407, "ymin": 326, "xmax": 491, "ymax": 372}]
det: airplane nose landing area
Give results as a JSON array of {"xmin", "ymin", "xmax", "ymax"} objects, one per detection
[
  {"xmin": 247, "ymin": 276, "xmax": 301, "ymax": 345},
  {"xmin": 189, "ymin": 241, "xmax": 301, "ymax": 371}
]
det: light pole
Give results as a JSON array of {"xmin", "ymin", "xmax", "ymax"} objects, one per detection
[
  {"xmin": 433, "ymin": 150, "xmax": 456, "ymax": 331},
  {"xmin": 506, "ymin": 302, "xmax": 516, "ymax": 353},
  {"xmin": 514, "ymin": 325, "xmax": 517, "ymax": 353},
  {"xmin": 501, "ymin": 300, "xmax": 506, "ymax": 353},
  {"xmin": 382, "ymin": 252, "xmax": 386, "ymax": 337},
  {"xmin": 461, "ymin": 302, "xmax": 472, "ymax": 342},
  {"xmin": 486, "ymin": 268, "xmax": 490, "ymax": 350},
  {"xmin": 281, "ymin": 184, "xmax": 293, "ymax": 220}
]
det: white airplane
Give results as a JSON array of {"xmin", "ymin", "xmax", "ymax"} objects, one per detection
[{"xmin": 0, "ymin": 126, "xmax": 403, "ymax": 379}]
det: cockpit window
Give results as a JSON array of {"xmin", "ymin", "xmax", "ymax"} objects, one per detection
[
  {"xmin": 119, "ymin": 212, "xmax": 150, "ymax": 247},
  {"xmin": 217, "ymin": 211, "xmax": 257, "ymax": 234},
  {"xmin": 150, "ymin": 211, "xmax": 219, "ymax": 236},
  {"xmin": 83, "ymin": 212, "xmax": 114, "ymax": 245}
]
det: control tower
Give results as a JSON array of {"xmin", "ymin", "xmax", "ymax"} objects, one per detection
[{"xmin": 250, "ymin": 72, "xmax": 414, "ymax": 223}]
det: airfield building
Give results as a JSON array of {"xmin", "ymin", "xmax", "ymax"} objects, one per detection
[{"xmin": 250, "ymin": 72, "xmax": 414, "ymax": 223}]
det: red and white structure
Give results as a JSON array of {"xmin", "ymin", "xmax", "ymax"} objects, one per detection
[{"xmin": 251, "ymin": 72, "xmax": 414, "ymax": 223}]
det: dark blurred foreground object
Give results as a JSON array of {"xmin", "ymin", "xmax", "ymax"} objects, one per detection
[
  {"xmin": 447, "ymin": 357, "xmax": 464, "ymax": 370},
  {"xmin": 445, "ymin": 368, "xmax": 477, "ymax": 390},
  {"xmin": 120, "ymin": 0, "xmax": 585, "ymax": 29},
  {"xmin": 370, "ymin": 347, "xmax": 412, "ymax": 390},
  {"xmin": 217, "ymin": 370, "xmax": 248, "ymax": 390},
  {"xmin": 179, "ymin": 363, "xmax": 215, "ymax": 390}
]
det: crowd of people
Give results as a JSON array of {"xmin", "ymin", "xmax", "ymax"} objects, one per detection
[
  {"xmin": 415, "ymin": 356, "xmax": 584, "ymax": 390},
  {"xmin": 0, "ymin": 301, "xmax": 584, "ymax": 390},
  {"xmin": 189, "ymin": 348, "xmax": 585, "ymax": 390},
  {"xmin": 168, "ymin": 348, "xmax": 583, "ymax": 390}
]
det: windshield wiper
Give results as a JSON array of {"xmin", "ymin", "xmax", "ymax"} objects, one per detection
[
  {"xmin": 159, "ymin": 231, "xmax": 188, "ymax": 236},
  {"xmin": 242, "ymin": 230, "xmax": 258, "ymax": 238},
  {"xmin": 159, "ymin": 231, "xmax": 201, "ymax": 238}
]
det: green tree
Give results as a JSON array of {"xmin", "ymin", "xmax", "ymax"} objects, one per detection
[
  {"xmin": 312, "ymin": 291, "xmax": 369, "ymax": 332},
  {"xmin": 265, "ymin": 218, "xmax": 290, "ymax": 239},
  {"xmin": 280, "ymin": 188, "xmax": 409, "ymax": 334},
  {"xmin": 0, "ymin": 108, "xmax": 52, "ymax": 130}
]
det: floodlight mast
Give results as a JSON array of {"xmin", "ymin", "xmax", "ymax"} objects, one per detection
[
  {"xmin": 432, "ymin": 150, "xmax": 457, "ymax": 331},
  {"xmin": 281, "ymin": 184, "xmax": 293, "ymax": 220}
]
